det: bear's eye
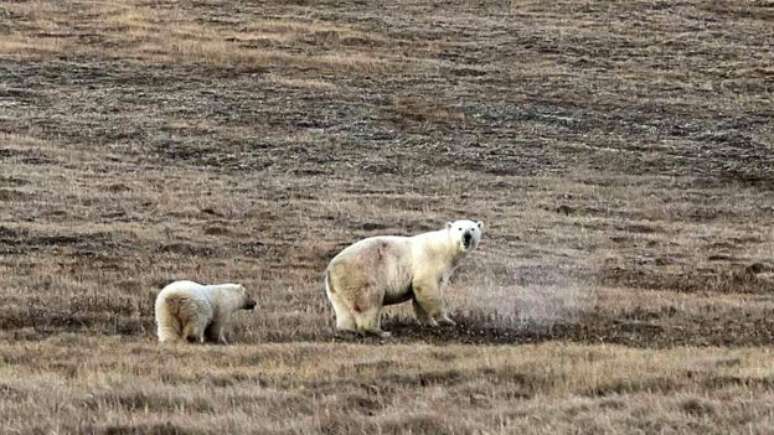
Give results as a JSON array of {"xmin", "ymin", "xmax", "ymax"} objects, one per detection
[{"xmin": 458, "ymin": 228, "xmax": 462, "ymax": 231}]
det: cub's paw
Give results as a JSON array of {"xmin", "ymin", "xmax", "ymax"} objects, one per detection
[{"xmin": 364, "ymin": 329, "xmax": 392, "ymax": 339}]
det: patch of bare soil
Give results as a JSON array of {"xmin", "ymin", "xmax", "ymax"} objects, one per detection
[{"xmin": 327, "ymin": 306, "xmax": 774, "ymax": 349}]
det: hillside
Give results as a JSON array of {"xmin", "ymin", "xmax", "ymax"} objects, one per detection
[{"xmin": 1, "ymin": 1, "xmax": 773, "ymax": 433}]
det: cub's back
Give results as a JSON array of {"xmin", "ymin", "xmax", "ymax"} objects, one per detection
[{"xmin": 157, "ymin": 280, "xmax": 210, "ymax": 303}]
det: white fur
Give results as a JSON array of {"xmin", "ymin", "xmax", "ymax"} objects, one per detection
[
  {"xmin": 155, "ymin": 280, "xmax": 251, "ymax": 344},
  {"xmin": 325, "ymin": 219, "xmax": 484, "ymax": 336}
]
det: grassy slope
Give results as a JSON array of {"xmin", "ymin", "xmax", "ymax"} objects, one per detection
[{"xmin": 0, "ymin": 0, "xmax": 773, "ymax": 433}]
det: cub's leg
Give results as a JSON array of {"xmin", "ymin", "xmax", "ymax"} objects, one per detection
[
  {"xmin": 205, "ymin": 321, "xmax": 228, "ymax": 344},
  {"xmin": 183, "ymin": 317, "xmax": 207, "ymax": 343},
  {"xmin": 156, "ymin": 308, "xmax": 183, "ymax": 343},
  {"xmin": 177, "ymin": 299, "xmax": 212, "ymax": 344}
]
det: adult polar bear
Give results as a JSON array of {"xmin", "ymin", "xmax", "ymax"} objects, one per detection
[
  {"xmin": 155, "ymin": 280, "xmax": 257, "ymax": 344},
  {"xmin": 325, "ymin": 220, "xmax": 484, "ymax": 337}
]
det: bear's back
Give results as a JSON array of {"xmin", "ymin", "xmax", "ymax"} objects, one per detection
[
  {"xmin": 332, "ymin": 236, "xmax": 409, "ymax": 263},
  {"xmin": 158, "ymin": 280, "xmax": 211, "ymax": 302}
]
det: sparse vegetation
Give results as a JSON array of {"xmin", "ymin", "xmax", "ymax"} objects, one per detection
[{"xmin": 0, "ymin": 0, "xmax": 773, "ymax": 433}]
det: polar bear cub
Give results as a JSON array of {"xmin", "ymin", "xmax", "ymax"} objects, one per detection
[
  {"xmin": 325, "ymin": 219, "xmax": 484, "ymax": 337},
  {"xmin": 155, "ymin": 280, "xmax": 257, "ymax": 344}
]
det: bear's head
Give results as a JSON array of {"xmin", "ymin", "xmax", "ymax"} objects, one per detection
[
  {"xmin": 446, "ymin": 219, "xmax": 484, "ymax": 253},
  {"xmin": 225, "ymin": 284, "xmax": 257, "ymax": 311},
  {"xmin": 238, "ymin": 284, "xmax": 258, "ymax": 310}
]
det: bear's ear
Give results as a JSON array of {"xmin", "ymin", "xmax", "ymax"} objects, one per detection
[
  {"xmin": 476, "ymin": 221, "xmax": 484, "ymax": 231},
  {"xmin": 447, "ymin": 221, "xmax": 454, "ymax": 230}
]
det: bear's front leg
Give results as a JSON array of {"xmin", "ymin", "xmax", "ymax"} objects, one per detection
[
  {"xmin": 412, "ymin": 299, "xmax": 436, "ymax": 326},
  {"xmin": 205, "ymin": 322, "xmax": 230, "ymax": 345},
  {"xmin": 213, "ymin": 328, "xmax": 229, "ymax": 345},
  {"xmin": 412, "ymin": 280, "xmax": 449, "ymax": 327}
]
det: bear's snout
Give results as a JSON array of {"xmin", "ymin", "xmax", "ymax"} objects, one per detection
[
  {"xmin": 244, "ymin": 299, "xmax": 257, "ymax": 310},
  {"xmin": 463, "ymin": 231, "xmax": 473, "ymax": 248}
]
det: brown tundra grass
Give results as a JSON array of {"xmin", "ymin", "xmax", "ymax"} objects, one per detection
[{"xmin": 1, "ymin": 0, "xmax": 773, "ymax": 433}]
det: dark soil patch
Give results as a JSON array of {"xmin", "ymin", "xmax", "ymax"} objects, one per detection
[
  {"xmin": 325, "ymin": 308, "xmax": 774, "ymax": 349},
  {"xmin": 602, "ymin": 265, "xmax": 774, "ymax": 294}
]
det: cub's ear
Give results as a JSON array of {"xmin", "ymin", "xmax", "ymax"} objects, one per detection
[
  {"xmin": 447, "ymin": 221, "xmax": 454, "ymax": 230},
  {"xmin": 476, "ymin": 221, "xmax": 484, "ymax": 231}
]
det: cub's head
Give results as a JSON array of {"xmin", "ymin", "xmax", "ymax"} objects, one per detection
[
  {"xmin": 446, "ymin": 219, "xmax": 484, "ymax": 253},
  {"xmin": 226, "ymin": 284, "xmax": 257, "ymax": 310}
]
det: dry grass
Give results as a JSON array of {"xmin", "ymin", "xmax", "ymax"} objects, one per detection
[
  {"xmin": 2, "ymin": 337, "xmax": 774, "ymax": 434},
  {"xmin": 1, "ymin": 0, "xmax": 774, "ymax": 433},
  {"xmin": 0, "ymin": 1, "xmax": 393, "ymax": 74}
]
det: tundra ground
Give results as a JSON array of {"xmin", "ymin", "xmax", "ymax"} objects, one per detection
[{"xmin": 0, "ymin": 0, "xmax": 773, "ymax": 433}]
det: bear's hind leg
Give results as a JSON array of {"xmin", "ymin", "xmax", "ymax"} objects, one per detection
[
  {"xmin": 354, "ymin": 307, "xmax": 390, "ymax": 338},
  {"xmin": 157, "ymin": 297, "xmax": 184, "ymax": 343},
  {"xmin": 157, "ymin": 314, "xmax": 183, "ymax": 343},
  {"xmin": 158, "ymin": 326, "xmax": 182, "ymax": 343},
  {"xmin": 182, "ymin": 318, "xmax": 207, "ymax": 344},
  {"xmin": 327, "ymin": 292, "xmax": 357, "ymax": 334},
  {"xmin": 334, "ymin": 304, "xmax": 357, "ymax": 333}
]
